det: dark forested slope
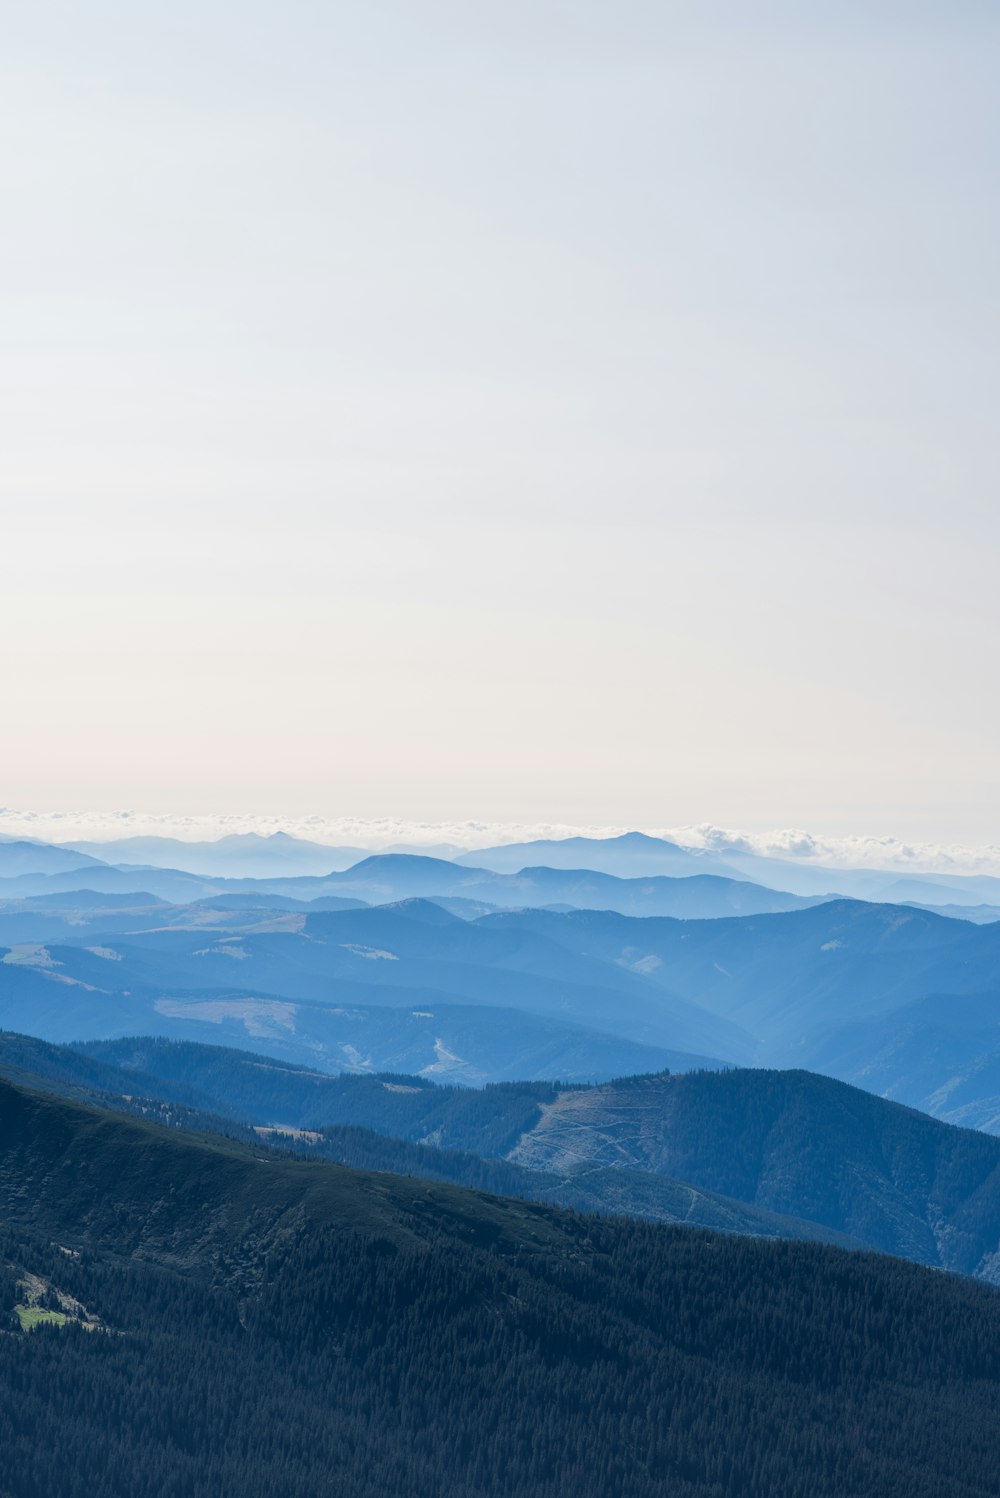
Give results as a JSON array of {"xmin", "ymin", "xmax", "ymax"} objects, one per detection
[
  {"xmin": 505, "ymin": 1067, "xmax": 1000, "ymax": 1277},
  {"xmin": 2, "ymin": 1078, "xmax": 1000, "ymax": 1497},
  {"xmin": 0, "ymin": 1032, "xmax": 861, "ymax": 1252},
  {"xmin": 76, "ymin": 1038, "xmax": 1000, "ymax": 1277}
]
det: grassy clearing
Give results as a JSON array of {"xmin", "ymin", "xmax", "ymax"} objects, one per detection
[
  {"xmin": 15, "ymin": 1304, "xmax": 69, "ymax": 1331},
  {"xmin": 9, "ymin": 1267, "xmax": 100, "ymax": 1333}
]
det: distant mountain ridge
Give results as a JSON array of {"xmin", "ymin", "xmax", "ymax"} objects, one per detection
[
  {"xmin": 8, "ymin": 889, "xmax": 1000, "ymax": 1098},
  {"xmin": 455, "ymin": 831, "xmax": 743, "ymax": 879},
  {"xmin": 478, "ymin": 900, "xmax": 1000, "ymax": 1054},
  {"xmin": 0, "ymin": 839, "xmax": 106, "ymax": 877},
  {"xmin": 7, "ymin": 824, "xmax": 1000, "ymax": 912},
  {"xmin": 0, "ymin": 848, "xmax": 828, "ymax": 919},
  {"xmin": 7, "ymin": 863, "xmax": 1000, "ymax": 1120},
  {"xmin": 0, "ymin": 936, "xmax": 724, "ymax": 1084},
  {"xmin": 62, "ymin": 831, "xmax": 370, "ymax": 877},
  {"xmin": 805, "ymin": 989, "xmax": 1000, "ymax": 1130}
]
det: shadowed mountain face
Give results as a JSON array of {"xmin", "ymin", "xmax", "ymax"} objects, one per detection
[
  {"xmin": 502, "ymin": 1068, "xmax": 1000, "ymax": 1280},
  {"xmin": 478, "ymin": 901, "xmax": 1000, "ymax": 1053},
  {"xmin": 804, "ymin": 990, "xmax": 1000, "ymax": 1131}
]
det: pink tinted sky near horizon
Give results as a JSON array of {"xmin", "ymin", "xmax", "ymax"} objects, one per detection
[{"xmin": 2, "ymin": 3, "xmax": 998, "ymax": 841}]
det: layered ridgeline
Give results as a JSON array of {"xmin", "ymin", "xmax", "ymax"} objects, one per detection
[
  {"xmin": 12, "ymin": 825, "xmax": 1000, "ymax": 908},
  {"xmin": 479, "ymin": 901, "xmax": 1000, "ymax": 1050},
  {"xmin": 0, "ymin": 838, "xmax": 826, "ymax": 916},
  {"xmin": 0, "ymin": 895, "xmax": 759, "ymax": 1075},
  {"xmin": 0, "ymin": 959, "xmax": 722, "ymax": 1087},
  {"xmin": 0, "ymin": 851, "xmax": 825, "ymax": 919},
  {"xmin": 2, "ymin": 1073, "xmax": 1000, "ymax": 1498},
  {"xmin": 460, "ymin": 831, "xmax": 1000, "ymax": 908},
  {"xmin": 7, "ymin": 1029, "xmax": 1000, "ymax": 1279},
  {"xmin": 5, "ymin": 892, "xmax": 1000, "ymax": 1106},
  {"xmin": 807, "ymin": 989, "xmax": 1000, "ymax": 1132}
]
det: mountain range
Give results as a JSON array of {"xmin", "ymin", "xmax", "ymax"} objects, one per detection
[
  {"xmin": 6, "ymin": 882, "xmax": 1000, "ymax": 1119},
  {"xmin": 60, "ymin": 830, "xmax": 371, "ymax": 877},
  {"xmin": 5, "ymin": 834, "xmax": 1000, "ymax": 1497},
  {"xmin": 8, "ymin": 1021, "xmax": 1000, "ymax": 1281},
  {"xmin": 0, "ymin": 848, "xmax": 828, "ymax": 919},
  {"xmin": 7, "ymin": 827, "xmax": 1000, "ymax": 912},
  {"xmin": 54, "ymin": 1035, "xmax": 1000, "ymax": 1279}
]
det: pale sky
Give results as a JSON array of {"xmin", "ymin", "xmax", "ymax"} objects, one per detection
[{"xmin": 2, "ymin": 2, "xmax": 998, "ymax": 841}]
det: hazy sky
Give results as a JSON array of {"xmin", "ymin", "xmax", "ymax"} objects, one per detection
[{"xmin": 3, "ymin": 1, "xmax": 998, "ymax": 841}]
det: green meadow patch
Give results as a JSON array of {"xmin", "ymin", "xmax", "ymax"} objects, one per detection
[{"xmin": 14, "ymin": 1303, "xmax": 70, "ymax": 1331}]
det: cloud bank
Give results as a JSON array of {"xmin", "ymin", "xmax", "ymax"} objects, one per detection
[{"xmin": 2, "ymin": 807, "xmax": 1000, "ymax": 877}]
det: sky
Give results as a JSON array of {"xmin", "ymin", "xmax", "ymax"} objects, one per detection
[{"xmin": 2, "ymin": 1, "xmax": 998, "ymax": 843}]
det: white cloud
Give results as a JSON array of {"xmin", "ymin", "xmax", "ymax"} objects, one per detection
[
  {"xmin": 659, "ymin": 824, "xmax": 1000, "ymax": 875},
  {"xmin": 4, "ymin": 806, "xmax": 1000, "ymax": 876}
]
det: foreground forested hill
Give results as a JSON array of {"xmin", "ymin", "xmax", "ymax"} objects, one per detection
[
  {"xmin": 0, "ymin": 1031, "xmax": 865, "ymax": 1253},
  {"xmin": 2, "ymin": 1077, "xmax": 1000, "ymax": 1497},
  {"xmin": 69, "ymin": 1036, "xmax": 1000, "ymax": 1277}
]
